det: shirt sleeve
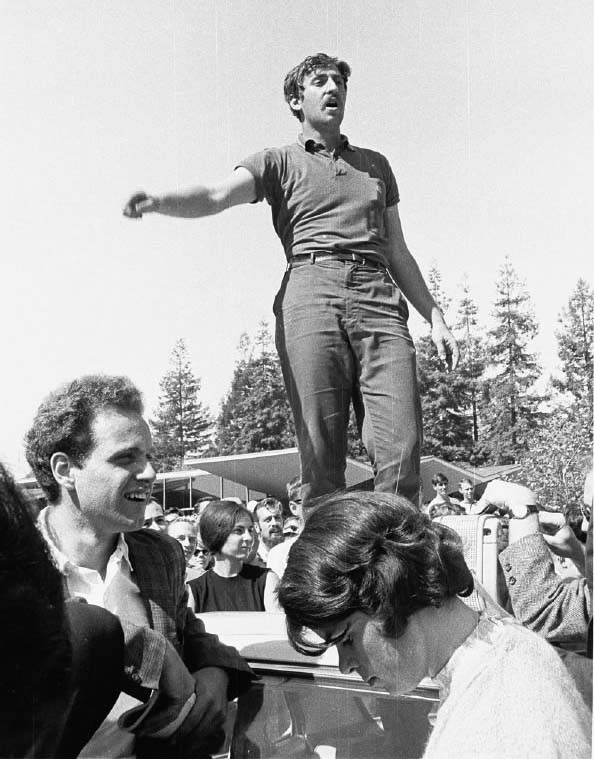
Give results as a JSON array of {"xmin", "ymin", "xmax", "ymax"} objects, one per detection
[
  {"xmin": 380, "ymin": 153, "xmax": 399, "ymax": 207},
  {"xmin": 499, "ymin": 533, "xmax": 591, "ymax": 646},
  {"xmin": 235, "ymin": 149, "xmax": 281, "ymax": 206}
]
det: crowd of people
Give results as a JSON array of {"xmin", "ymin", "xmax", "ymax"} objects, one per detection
[
  {"xmin": 0, "ymin": 370, "xmax": 591, "ymax": 758},
  {"xmin": 1, "ymin": 47, "xmax": 592, "ymax": 758},
  {"xmin": 423, "ymin": 473, "xmax": 476, "ymax": 517}
]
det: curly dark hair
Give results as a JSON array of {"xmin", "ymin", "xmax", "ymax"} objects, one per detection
[
  {"xmin": 283, "ymin": 53, "xmax": 351, "ymax": 121},
  {"xmin": 0, "ymin": 462, "xmax": 71, "ymax": 734},
  {"xmin": 278, "ymin": 491, "xmax": 473, "ymax": 656},
  {"xmin": 199, "ymin": 500, "xmax": 254, "ymax": 554},
  {"xmin": 25, "ymin": 374, "xmax": 144, "ymax": 502}
]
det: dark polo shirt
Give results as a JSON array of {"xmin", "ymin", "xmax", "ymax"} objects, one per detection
[{"xmin": 237, "ymin": 135, "xmax": 399, "ymax": 266}]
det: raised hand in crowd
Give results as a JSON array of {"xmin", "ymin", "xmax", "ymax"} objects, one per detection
[
  {"xmin": 539, "ymin": 511, "xmax": 586, "ymax": 577},
  {"xmin": 475, "ymin": 479, "xmax": 538, "ymax": 518}
]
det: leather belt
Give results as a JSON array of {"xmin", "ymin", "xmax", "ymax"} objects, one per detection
[{"xmin": 288, "ymin": 252, "xmax": 385, "ymax": 269}]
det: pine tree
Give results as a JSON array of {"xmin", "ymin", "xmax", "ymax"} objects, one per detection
[
  {"xmin": 427, "ymin": 264, "xmax": 451, "ymax": 313},
  {"xmin": 554, "ymin": 278, "xmax": 594, "ymax": 432},
  {"xmin": 454, "ymin": 278, "xmax": 487, "ymax": 450},
  {"xmin": 416, "ymin": 266, "xmax": 473, "ymax": 460},
  {"xmin": 346, "ymin": 407, "xmax": 369, "ymax": 462},
  {"xmin": 519, "ymin": 407, "xmax": 591, "ymax": 510},
  {"xmin": 216, "ymin": 322, "xmax": 296, "ymax": 454},
  {"xmin": 481, "ymin": 258, "xmax": 542, "ymax": 463},
  {"xmin": 151, "ymin": 339, "xmax": 214, "ymax": 470}
]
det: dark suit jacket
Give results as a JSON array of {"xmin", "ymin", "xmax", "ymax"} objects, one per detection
[{"xmin": 121, "ymin": 529, "xmax": 253, "ymax": 697}]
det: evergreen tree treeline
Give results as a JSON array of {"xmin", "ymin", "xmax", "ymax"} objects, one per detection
[
  {"xmin": 151, "ymin": 339, "xmax": 214, "ymax": 471},
  {"xmin": 151, "ymin": 274, "xmax": 593, "ymax": 507}
]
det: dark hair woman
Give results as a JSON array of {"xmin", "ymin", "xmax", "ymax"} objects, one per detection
[
  {"xmin": 188, "ymin": 500, "xmax": 279, "ymax": 612},
  {"xmin": 278, "ymin": 491, "xmax": 591, "ymax": 758}
]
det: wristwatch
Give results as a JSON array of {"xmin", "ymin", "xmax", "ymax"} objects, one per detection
[{"xmin": 513, "ymin": 503, "xmax": 539, "ymax": 519}]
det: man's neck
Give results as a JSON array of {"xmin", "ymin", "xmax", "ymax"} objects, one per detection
[
  {"xmin": 45, "ymin": 502, "xmax": 118, "ymax": 578},
  {"xmin": 301, "ymin": 123, "xmax": 342, "ymax": 152},
  {"xmin": 260, "ymin": 537, "xmax": 283, "ymax": 559}
]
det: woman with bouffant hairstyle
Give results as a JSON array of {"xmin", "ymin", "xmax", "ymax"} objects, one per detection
[{"xmin": 278, "ymin": 491, "xmax": 591, "ymax": 759}]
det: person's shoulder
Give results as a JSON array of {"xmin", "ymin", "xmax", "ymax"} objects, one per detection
[
  {"xmin": 126, "ymin": 528, "xmax": 180, "ymax": 551},
  {"xmin": 268, "ymin": 540, "xmax": 292, "ymax": 559},
  {"xmin": 241, "ymin": 563, "xmax": 268, "ymax": 579},
  {"xmin": 188, "ymin": 568, "xmax": 211, "ymax": 591},
  {"xmin": 242, "ymin": 144, "xmax": 295, "ymax": 162},
  {"xmin": 349, "ymin": 143, "xmax": 391, "ymax": 164},
  {"xmin": 126, "ymin": 529, "xmax": 185, "ymax": 563},
  {"xmin": 349, "ymin": 142, "xmax": 383, "ymax": 155},
  {"xmin": 495, "ymin": 618, "xmax": 566, "ymax": 665}
]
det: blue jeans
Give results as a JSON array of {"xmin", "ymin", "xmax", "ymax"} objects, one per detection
[{"xmin": 274, "ymin": 258, "xmax": 422, "ymax": 505}]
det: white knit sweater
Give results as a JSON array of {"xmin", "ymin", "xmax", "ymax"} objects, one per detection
[{"xmin": 423, "ymin": 614, "xmax": 591, "ymax": 759}]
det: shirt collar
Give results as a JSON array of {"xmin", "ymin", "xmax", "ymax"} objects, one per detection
[
  {"xmin": 298, "ymin": 133, "xmax": 354, "ymax": 154},
  {"xmin": 37, "ymin": 506, "xmax": 133, "ymax": 575}
]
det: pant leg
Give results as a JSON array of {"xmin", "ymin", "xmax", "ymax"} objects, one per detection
[
  {"xmin": 344, "ymin": 264, "xmax": 422, "ymax": 504},
  {"xmin": 274, "ymin": 261, "xmax": 354, "ymax": 503}
]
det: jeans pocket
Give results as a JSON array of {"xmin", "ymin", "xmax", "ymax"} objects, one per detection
[
  {"xmin": 382, "ymin": 270, "xmax": 409, "ymax": 321},
  {"xmin": 272, "ymin": 271, "xmax": 290, "ymax": 316}
]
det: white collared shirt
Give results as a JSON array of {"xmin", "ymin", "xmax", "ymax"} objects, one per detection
[{"xmin": 39, "ymin": 508, "xmax": 129, "ymax": 596}]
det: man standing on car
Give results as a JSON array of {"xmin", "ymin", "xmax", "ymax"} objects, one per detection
[{"xmin": 124, "ymin": 53, "xmax": 459, "ymax": 506}]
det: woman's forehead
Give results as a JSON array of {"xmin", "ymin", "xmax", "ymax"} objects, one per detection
[{"xmin": 315, "ymin": 611, "xmax": 364, "ymax": 641}]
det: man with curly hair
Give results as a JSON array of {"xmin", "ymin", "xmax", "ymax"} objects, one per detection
[
  {"xmin": 25, "ymin": 374, "xmax": 253, "ymax": 758},
  {"xmin": 124, "ymin": 53, "xmax": 459, "ymax": 506}
]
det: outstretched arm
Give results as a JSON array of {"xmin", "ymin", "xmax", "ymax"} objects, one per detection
[
  {"xmin": 123, "ymin": 167, "xmax": 257, "ymax": 219},
  {"xmin": 384, "ymin": 205, "xmax": 459, "ymax": 369}
]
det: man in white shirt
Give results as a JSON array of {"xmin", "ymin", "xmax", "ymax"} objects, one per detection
[
  {"xmin": 459, "ymin": 477, "xmax": 476, "ymax": 513},
  {"xmin": 26, "ymin": 374, "xmax": 253, "ymax": 758},
  {"xmin": 252, "ymin": 497, "xmax": 284, "ymax": 566}
]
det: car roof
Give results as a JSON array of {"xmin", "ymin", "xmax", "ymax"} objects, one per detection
[{"xmin": 197, "ymin": 611, "xmax": 438, "ymax": 693}]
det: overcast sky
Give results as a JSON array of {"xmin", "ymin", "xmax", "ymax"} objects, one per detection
[{"xmin": 2, "ymin": 0, "xmax": 592, "ymax": 475}]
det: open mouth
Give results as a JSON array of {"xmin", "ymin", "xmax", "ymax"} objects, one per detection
[
  {"xmin": 125, "ymin": 491, "xmax": 150, "ymax": 504},
  {"xmin": 325, "ymin": 97, "xmax": 340, "ymax": 109}
]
